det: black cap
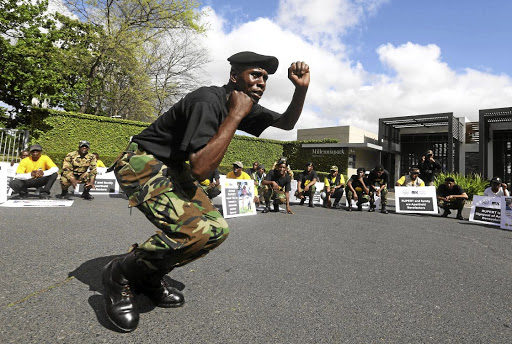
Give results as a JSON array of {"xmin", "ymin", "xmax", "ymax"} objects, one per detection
[
  {"xmin": 357, "ymin": 167, "xmax": 365, "ymax": 173},
  {"xmin": 491, "ymin": 176, "xmax": 502, "ymax": 183},
  {"xmin": 305, "ymin": 161, "xmax": 314, "ymax": 167},
  {"xmin": 29, "ymin": 144, "xmax": 42, "ymax": 151},
  {"xmin": 228, "ymin": 51, "xmax": 279, "ymax": 74},
  {"xmin": 445, "ymin": 177, "xmax": 455, "ymax": 183},
  {"xmin": 79, "ymin": 140, "xmax": 90, "ymax": 148}
]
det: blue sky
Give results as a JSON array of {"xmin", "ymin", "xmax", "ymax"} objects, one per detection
[{"xmin": 195, "ymin": 0, "xmax": 512, "ymax": 140}]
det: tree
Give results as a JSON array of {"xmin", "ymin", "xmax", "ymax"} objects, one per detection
[
  {"xmin": 0, "ymin": 0, "xmax": 101, "ymax": 124},
  {"xmin": 63, "ymin": 0, "xmax": 207, "ymax": 120}
]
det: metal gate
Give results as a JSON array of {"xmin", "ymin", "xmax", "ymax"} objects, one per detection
[
  {"xmin": 493, "ymin": 131, "xmax": 512, "ymax": 182},
  {"xmin": 0, "ymin": 128, "xmax": 30, "ymax": 163}
]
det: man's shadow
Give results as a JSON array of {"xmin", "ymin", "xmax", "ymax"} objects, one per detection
[{"xmin": 69, "ymin": 254, "xmax": 185, "ymax": 332}]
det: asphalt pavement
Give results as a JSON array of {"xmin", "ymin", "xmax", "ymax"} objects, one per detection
[{"xmin": 1, "ymin": 187, "xmax": 512, "ymax": 343}]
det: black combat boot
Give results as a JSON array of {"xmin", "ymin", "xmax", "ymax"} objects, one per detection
[
  {"xmin": 262, "ymin": 202, "xmax": 270, "ymax": 213},
  {"xmin": 81, "ymin": 189, "xmax": 94, "ymax": 200},
  {"xmin": 441, "ymin": 208, "xmax": 451, "ymax": 217},
  {"xmin": 380, "ymin": 205, "xmax": 388, "ymax": 214},
  {"xmin": 368, "ymin": 204, "xmax": 375, "ymax": 212},
  {"xmin": 122, "ymin": 252, "xmax": 185, "ymax": 308},
  {"xmin": 299, "ymin": 198, "xmax": 305, "ymax": 205},
  {"xmin": 308, "ymin": 197, "xmax": 314, "ymax": 208},
  {"xmin": 272, "ymin": 203, "xmax": 280, "ymax": 212},
  {"xmin": 102, "ymin": 258, "xmax": 139, "ymax": 332}
]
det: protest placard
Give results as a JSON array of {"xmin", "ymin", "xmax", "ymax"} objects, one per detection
[
  {"xmin": 469, "ymin": 196, "xmax": 501, "ymax": 226},
  {"xmin": 500, "ymin": 197, "xmax": 512, "ymax": 231},
  {"xmin": 289, "ymin": 179, "xmax": 324, "ymax": 205},
  {"xmin": 220, "ymin": 176, "xmax": 257, "ymax": 218},
  {"xmin": 394, "ymin": 186, "xmax": 438, "ymax": 214},
  {"xmin": 74, "ymin": 167, "xmax": 120, "ymax": 194}
]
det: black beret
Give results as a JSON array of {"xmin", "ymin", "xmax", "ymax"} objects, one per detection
[{"xmin": 227, "ymin": 51, "xmax": 279, "ymax": 74}]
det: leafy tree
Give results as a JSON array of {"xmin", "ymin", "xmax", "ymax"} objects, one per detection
[{"xmin": 63, "ymin": 0, "xmax": 207, "ymax": 120}]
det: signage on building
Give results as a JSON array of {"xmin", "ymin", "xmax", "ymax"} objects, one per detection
[{"xmin": 311, "ymin": 148, "xmax": 345, "ymax": 157}]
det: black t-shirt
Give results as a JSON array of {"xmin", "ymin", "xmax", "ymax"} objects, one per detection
[
  {"xmin": 265, "ymin": 169, "xmax": 291, "ymax": 192},
  {"xmin": 368, "ymin": 169, "xmax": 389, "ymax": 186},
  {"xmin": 348, "ymin": 175, "xmax": 369, "ymax": 193},
  {"xmin": 419, "ymin": 160, "xmax": 441, "ymax": 182},
  {"xmin": 298, "ymin": 170, "xmax": 318, "ymax": 187},
  {"xmin": 132, "ymin": 85, "xmax": 280, "ymax": 163},
  {"xmin": 437, "ymin": 184, "xmax": 465, "ymax": 197}
]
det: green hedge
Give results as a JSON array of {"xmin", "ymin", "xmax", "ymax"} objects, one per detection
[{"xmin": 22, "ymin": 108, "xmax": 344, "ymax": 173}]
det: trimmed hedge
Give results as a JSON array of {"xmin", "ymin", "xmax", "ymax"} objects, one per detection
[
  {"xmin": 434, "ymin": 172, "xmax": 488, "ymax": 201},
  {"xmin": 23, "ymin": 108, "xmax": 343, "ymax": 173}
]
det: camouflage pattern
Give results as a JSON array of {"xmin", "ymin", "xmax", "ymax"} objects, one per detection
[
  {"xmin": 264, "ymin": 187, "xmax": 287, "ymax": 204},
  {"xmin": 345, "ymin": 187, "xmax": 370, "ymax": 205},
  {"xmin": 114, "ymin": 142, "xmax": 229, "ymax": 271},
  {"xmin": 368, "ymin": 185, "xmax": 388, "ymax": 206},
  {"xmin": 295, "ymin": 185, "xmax": 316, "ymax": 199},
  {"xmin": 60, "ymin": 151, "xmax": 97, "ymax": 188},
  {"xmin": 114, "ymin": 142, "xmax": 173, "ymax": 207}
]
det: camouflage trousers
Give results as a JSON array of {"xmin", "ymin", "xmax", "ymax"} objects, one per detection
[
  {"xmin": 60, "ymin": 172, "xmax": 94, "ymax": 190},
  {"xmin": 263, "ymin": 187, "xmax": 287, "ymax": 205},
  {"xmin": 114, "ymin": 142, "xmax": 229, "ymax": 272},
  {"xmin": 368, "ymin": 186, "xmax": 388, "ymax": 206},
  {"xmin": 345, "ymin": 188, "xmax": 370, "ymax": 206}
]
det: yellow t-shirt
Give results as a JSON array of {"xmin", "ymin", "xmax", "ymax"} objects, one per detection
[
  {"xmin": 397, "ymin": 175, "xmax": 425, "ymax": 187},
  {"xmin": 96, "ymin": 160, "xmax": 106, "ymax": 168},
  {"xmin": 226, "ymin": 171, "xmax": 258, "ymax": 196},
  {"xmin": 16, "ymin": 155, "xmax": 57, "ymax": 173},
  {"xmin": 324, "ymin": 174, "xmax": 345, "ymax": 188}
]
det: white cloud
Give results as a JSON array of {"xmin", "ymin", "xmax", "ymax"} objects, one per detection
[{"xmin": 197, "ymin": 4, "xmax": 512, "ymax": 141}]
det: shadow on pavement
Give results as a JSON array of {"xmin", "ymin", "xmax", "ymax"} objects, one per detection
[{"xmin": 69, "ymin": 254, "xmax": 186, "ymax": 332}]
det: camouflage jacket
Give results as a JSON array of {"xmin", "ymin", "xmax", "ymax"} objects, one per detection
[{"xmin": 61, "ymin": 151, "xmax": 97, "ymax": 179}]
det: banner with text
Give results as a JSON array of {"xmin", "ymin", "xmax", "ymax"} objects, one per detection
[
  {"xmin": 289, "ymin": 180, "xmax": 324, "ymax": 205},
  {"xmin": 395, "ymin": 186, "xmax": 438, "ymax": 214},
  {"xmin": 469, "ymin": 196, "xmax": 501, "ymax": 226},
  {"xmin": 220, "ymin": 176, "xmax": 257, "ymax": 218},
  {"xmin": 74, "ymin": 167, "xmax": 120, "ymax": 194},
  {"xmin": 500, "ymin": 197, "xmax": 512, "ymax": 231}
]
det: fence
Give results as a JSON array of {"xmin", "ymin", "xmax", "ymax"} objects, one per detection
[{"xmin": 0, "ymin": 128, "xmax": 30, "ymax": 163}]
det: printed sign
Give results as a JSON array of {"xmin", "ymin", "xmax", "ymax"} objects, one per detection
[
  {"xmin": 0, "ymin": 163, "xmax": 7, "ymax": 203},
  {"xmin": 289, "ymin": 180, "xmax": 324, "ymax": 205},
  {"xmin": 220, "ymin": 176, "xmax": 257, "ymax": 218},
  {"xmin": 500, "ymin": 197, "xmax": 512, "ymax": 231},
  {"xmin": 0, "ymin": 162, "xmax": 17, "ymax": 198},
  {"xmin": 394, "ymin": 186, "xmax": 438, "ymax": 214},
  {"xmin": 74, "ymin": 167, "xmax": 120, "ymax": 194},
  {"xmin": 469, "ymin": 196, "xmax": 501, "ymax": 226}
]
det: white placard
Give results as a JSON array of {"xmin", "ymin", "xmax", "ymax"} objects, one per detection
[
  {"xmin": 74, "ymin": 167, "xmax": 120, "ymax": 194},
  {"xmin": 500, "ymin": 197, "xmax": 512, "ymax": 230},
  {"xmin": 0, "ymin": 162, "xmax": 18, "ymax": 198},
  {"xmin": 0, "ymin": 163, "xmax": 7, "ymax": 204},
  {"xmin": 394, "ymin": 186, "xmax": 438, "ymax": 214},
  {"xmin": 469, "ymin": 196, "xmax": 501, "ymax": 226},
  {"xmin": 220, "ymin": 176, "xmax": 257, "ymax": 218},
  {"xmin": 0, "ymin": 199, "xmax": 74, "ymax": 207},
  {"xmin": 289, "ymin": 179, "xmax": 324, "ymax": 205}
]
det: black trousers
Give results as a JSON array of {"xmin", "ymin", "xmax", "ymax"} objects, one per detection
[{"xmin": 9, "ymin": 173, "xmax": 57, "ymax": 195}]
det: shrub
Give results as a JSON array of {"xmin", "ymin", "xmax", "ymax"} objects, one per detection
[{"xmin": 434, "ymin": 172, "xmax": 488, "ymax": 200}]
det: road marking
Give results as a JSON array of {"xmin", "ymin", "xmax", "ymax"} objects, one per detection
[{"xmin": 6, "ymin": 276, "xmax": 75, "ymax": 308}]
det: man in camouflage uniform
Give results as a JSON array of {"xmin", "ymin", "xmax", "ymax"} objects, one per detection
[
  {"xmin": 58, "ymin": 140, "xmax": 97, "ymax": 200},
  {"xmin": 103, "ymin": 51, "xmax": 310, "ymax": 332}
]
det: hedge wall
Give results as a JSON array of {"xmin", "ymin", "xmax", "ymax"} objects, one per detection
[{"xmin": 24, "ymin": 108, "xmax": 342, "ymax": 173}]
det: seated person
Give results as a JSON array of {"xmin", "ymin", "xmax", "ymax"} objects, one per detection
[
  {"xmin": 437, "ymin": 177, "xmax": 468, "ymax": 220},
  {"xmin": 200, "ymin": 168, "xmax": 221, "ymax": 199},
  {"xmin": 320, "ymin": 165, "xmax": 344, "ymax": 208},
  {"xmin": 9, "ymin": 144, "xmax": 58, "ymax": 199},
  {"xmin": 345, "ymin": 167, "xmax": 370, "ymax": 211},
  {"xmin": 261, "ymin": 158, "xmax": 293, "ymax": 214},
  {"xmin": 93, "ymin": 153, "xmax": 106, "ymax": 168},
  {"xmin": 295, "ymin": 162, "xmax": 318, "ymax": 207},
  {"xmin": 367, "ymin": 164, "xmax": 389, "ymax": 214},
  {"xmin": 253, "ymin": 164, "xmax": 266, "ymax": 205},
  {"xmin": 245, "ymin": 161, "xmax": 259, "ymax": 178},
  {"xmin": 58, "ymin": 140, "xmax": 97, "ymax": 200},
  {"xmin": 483, "ymin": 177, "xmax": 509, "ymax": 197},
  {"xmin": 11, "ymin": 150, "xmax": 29, "ymax": 166},
  {"xmin": 396, "ymin": 167, "xmax": 425, "ymax": 187}
]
